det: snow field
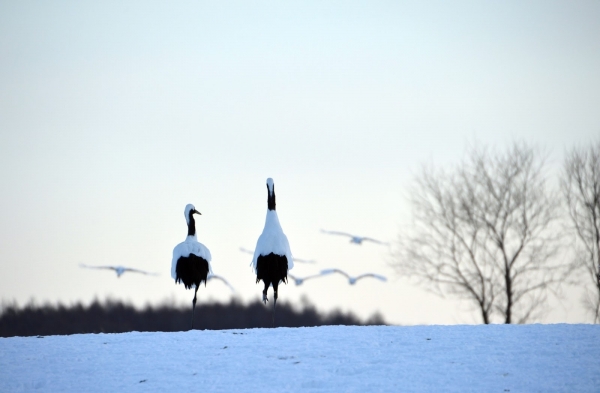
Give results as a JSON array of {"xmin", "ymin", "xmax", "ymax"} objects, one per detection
[{"xmin": 1, "ymin": 324, "xmax": 599, "ymax": 392}]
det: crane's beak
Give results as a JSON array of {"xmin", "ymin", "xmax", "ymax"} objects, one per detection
[{"xmin": 193, "ymin": 209, "xmax": 202, "ymax": 215}]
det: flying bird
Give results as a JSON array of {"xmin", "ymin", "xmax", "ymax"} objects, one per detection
[
  {"xmin": 240, "ymin": 247, "xmax": 315, "ymax": 264},
  {"xmin": 171, "ymin": 204, "xmax": 212, "ymax": 329},
  {"xmin": 320, "ymin": 268, "xmax": 387, "ymax": 285},
  {"xmin": 207, "ymin": 273, "xmax": 235, "ymax": 292},
  {"xmin": 79, "ymin": 264, "xmax": 158, "ymax": 278},
  {"xmin": 320, "ymin": 229, "xmax": 389, "ymax": 246},
  {"xmin": 287, "ymin": 273, "xmax": 326, "ymax": 286},
  {"xmin": 251, "ymin": 178, "xmax": 293, "ymax": 327}
]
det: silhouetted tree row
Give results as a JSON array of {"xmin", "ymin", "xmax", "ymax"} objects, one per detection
[{"xmin": 0, "ymin": 298, "xmax": 385, "ymax": 337}]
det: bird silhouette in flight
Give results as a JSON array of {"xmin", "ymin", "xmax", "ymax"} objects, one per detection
[
  {"xmin": 319, "ymin": 268, "xmax": 387, "ymax": 285},
  {"xmin": 320, "ymin": 229, "xmax": 389, "ymax": 246},
  {"xmin": 79, "ymin": 264, "xmax": 158, "ymax": 278}
]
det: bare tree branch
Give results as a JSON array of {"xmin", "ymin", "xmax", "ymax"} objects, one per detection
[
  {"xmin": 393, "ymin": 142, "xmax": 566, "ymax": 323},
  {"xmin": 561, "ymin": 139, "xmax": 600, "ymax": 323}
]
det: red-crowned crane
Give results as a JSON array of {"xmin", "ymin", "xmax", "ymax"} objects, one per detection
[
  {"xmin": 79, "ymin": 263, "xmax": 158, "ymax": 277},
  {"xmin": 171, "ymin": 204, "xmax": 212, "ymax": 329},
  {"xmin": 320, "ymin": 268, "xmax": 387, "ymax": 285},
  {"xmin": 251, "ymin": 178, "xmax": 293, "ymax": 327},
  {"xmin": 320, "ymin": 229, "xmax": 389, "ymax": 246}
]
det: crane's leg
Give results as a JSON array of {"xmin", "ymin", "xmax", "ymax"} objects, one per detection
[
  {"xmin": 191, "ymin": 286, "xmax": 199, "ymax": 330},
  {"xmin": 272, "ymin": 282, "xmax": 279, "ymax": 328},
  {"xmin": 262, "ymin": 282, "xmax": 269, "ymax": 304}
]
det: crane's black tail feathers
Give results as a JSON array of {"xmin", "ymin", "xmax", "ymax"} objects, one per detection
[
  {"xmin": 175, "ymin": 254, "xmax": 210, "ymax": 290},
  {"xmin": 255, "ymin": 253, "xmax": 288, "ymax": 286}
]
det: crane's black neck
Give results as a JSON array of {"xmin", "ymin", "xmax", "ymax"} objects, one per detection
[
  {"xmin": 267, "ymin": 184, "xmax": 276, "ymax": 211},
  {"xmin": 187, "ymin": 211, "xmax": 196, "ymax": 237}
]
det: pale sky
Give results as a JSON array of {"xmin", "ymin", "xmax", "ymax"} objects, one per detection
[{"xmin": 1, "ymin": 1, "xmax": 599, "ymax": 325}]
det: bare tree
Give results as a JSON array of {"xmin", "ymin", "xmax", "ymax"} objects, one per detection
[
  {"xmin": 393, "ymin": 142, "xmax": 565, "ymax": 324},
  {"xmin": 561, "ymin": 140, "xmax": 600, "ymax": 323}
]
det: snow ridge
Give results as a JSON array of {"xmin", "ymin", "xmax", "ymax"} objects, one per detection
[{"xmin": 2, "ymin": 325, "xmax": 600, "ymax": 392}]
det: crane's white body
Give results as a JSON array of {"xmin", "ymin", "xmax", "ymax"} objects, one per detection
[
  {"xmin": 171, "ymin": 235, "xmax": 213, "ymax": 280},
  {"xmin": 251, "ymin": 210, "xmax": 294, "ymax": 274}
]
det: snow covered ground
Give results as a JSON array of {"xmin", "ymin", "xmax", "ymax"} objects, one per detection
[{"xmin": 1, "ymin": 324, "xmax": 598, "ymax": 392}]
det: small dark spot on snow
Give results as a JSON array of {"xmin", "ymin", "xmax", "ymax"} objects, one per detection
[
  {"xmin": 193, "ymin": 373, "xmax": 197, "ymax": 376},
  {"xmin": 426, "ymin": 338, "xmax": 431, "ymax": 341},
  {"xmin": 503, "ymin": 373, "xmax": 509, "ymax": 377},
  {"xmin": 36, "ymin": 336, "xmax": 44, "ymax": 338},
  {"xmin": 103, "ymin": 343, "xmax": 107, "ymax": 345},
  {"xmin": 293, "ymin": 361, "xmax": 300, "ymax": 365},
  {"xmin": 504, "ymin": 390, "xmax": 510, "ymax": 392},
  {"xmin": 222, "ymin": 346, "xmax": 228, "ymax": 349},
  {"xmin": 139, "ymin": 380, "xmax": 147, "ymax": 383}
]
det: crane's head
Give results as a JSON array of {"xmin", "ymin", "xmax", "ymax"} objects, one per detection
[
  {"xmin": 266, "ymin": 178, "xmax": 276, "ymax": 211},
  {"xmin": 184, "ymin": 204, "xmax": 201, "ymax": 225}
]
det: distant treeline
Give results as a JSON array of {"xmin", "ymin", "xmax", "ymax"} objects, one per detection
[{"xmin": 0, "ymin": 298, "xmax": 385, "ymax": 337}]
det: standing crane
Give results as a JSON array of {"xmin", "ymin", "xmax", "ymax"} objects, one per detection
[
  {"xmin": 251, "ymin": 178, "xmax": 293, "ymax": 327},
  {"xmin": 171, "ymin": 204, "xmax": 212, "ymax": 329}
]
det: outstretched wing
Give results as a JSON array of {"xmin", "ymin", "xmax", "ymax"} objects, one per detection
[
  {"xmin": 355, "ymin": 273, "xmax": 387, "ymax": 282},
  {"xmin": 301, "ymin": 273, "xmax": 327, "ymax": 282},
  {"xmin": 320, "ymin": 268, "xmax": 351, "ymax": 279},
  {"xmin": 288, "ymin": 273, "xmax": 302, "ymax": 285},
  {"xmin": 79, "ymin": 264, "xmax": 116, "ymax": 271},
  {"xmin": 80, "ymin": 264, "xmax": 158, "ymax": 276},
  {"xmin": 122, "ymin": 267, "xmax": 159, "ymax": 276},
  {"xmin": 361, "ymin": 237, "xmax": 390, "ymax": 246},
  {"xmin": 320, "ymin": 229, "xmax": 354, "ymax": 238},
  {"xmin": 239, "ymin": 247, "xmax": 254, "ymax": 255},
  {"xmin": 207, "ymin": 274, "xmax": 235, "ymax": 292}
]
